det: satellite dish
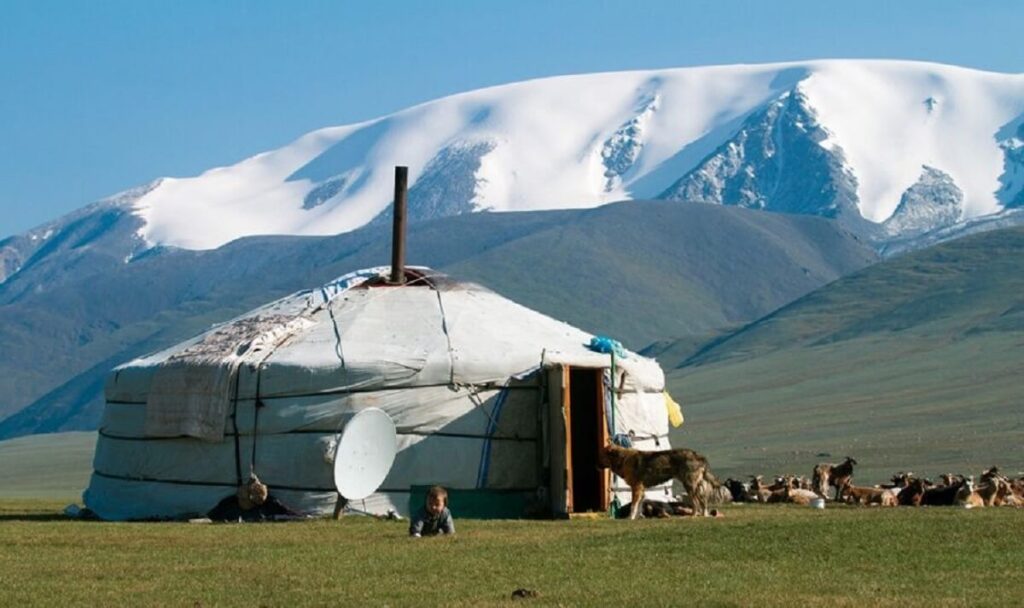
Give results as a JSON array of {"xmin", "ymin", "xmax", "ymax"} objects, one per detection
[{"xmin": 333, "ymin": 408, "xmax": 397, "ymax": 501}]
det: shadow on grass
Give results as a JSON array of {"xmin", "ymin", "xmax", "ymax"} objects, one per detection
[{"xmin": 0, "ymin": 513, "xmax": 74, "ymax": 522}]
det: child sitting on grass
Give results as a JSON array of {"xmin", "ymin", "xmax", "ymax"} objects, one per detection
[{"xmin": 409, "ymin": 485, "xmax": 455, "ymax": 537}]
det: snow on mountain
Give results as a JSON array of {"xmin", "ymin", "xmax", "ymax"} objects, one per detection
[
  {"xmin": 657, "ymin": 87, "xmax": 866, "ymax": 231},
  {"xmin": 0, "ymin": 180, "xmax": 159, "ymax": 285},
  {"xmin": 14, "ymin": 60, "xmax": 1024, "ymax": 255},
  {"xmin": 599, "ymin": 86, "xmax": 661, "ymax": 193},
  {"xmin": 883, "ymin": 166, "xmax": 963, "ymax": 238},
  {"xmin": 998, "ymin": 118, "xmax": 1024, "ymax": 207}
]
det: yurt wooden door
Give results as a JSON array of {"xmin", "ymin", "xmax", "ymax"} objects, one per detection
[{"xmin": 547, "ymin": 365, "xmax": 610, "ymax": 516}]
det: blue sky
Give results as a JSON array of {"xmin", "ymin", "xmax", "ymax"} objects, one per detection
[{"xmin": 2, "ymin": 0, "xmax": 1021, "ymax": 238}]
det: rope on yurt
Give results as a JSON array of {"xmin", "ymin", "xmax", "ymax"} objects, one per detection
[
  {"xmin": 316, "ymin": 268, "xmax": 443, "ymax": 369},
  {"xmin": 433, "ymin": 284, "xmax": 456, "ymax": 387},
  {"xmin": 323, "ymin": 294, "xmax": 346, "ymax": 368},
  {"xmin": 245, "ymin": 330, "xmax": 299, "ymax": 482},
  {"xmin": 230, "ymin": 366, "xmax": 244, "ymax": 487},
  {"xmin": 460, "ymin": 383, "xmax": 502, "ymax": 431},
  {"xmin": 250, "ymin": 363, "xmax": 265, "ymax": 478}
]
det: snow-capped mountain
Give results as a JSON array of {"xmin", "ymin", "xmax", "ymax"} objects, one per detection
[
  {"xmin": 657, "ymin": 88, "xmax": 867, "ymax": 232},
  {"xmin": 134, "ymin": 59, "xmax": 1024, "ymax": 251},
  {"xmin": 3, "ymin": 59, "xmax": 1024, "ymax": 283},
  {"xmin": 882, "ymin": 166, "xmax": 963, "ymax": 238}
]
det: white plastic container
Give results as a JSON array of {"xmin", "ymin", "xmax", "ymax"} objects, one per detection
[{"xmin": 810, "ymin": 497, "xmax": 826, "ymax": 509}]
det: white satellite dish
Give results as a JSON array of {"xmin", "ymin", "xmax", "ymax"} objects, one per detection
[{"xmin": 333, "ymin": 408, "xmax": 398, "ymax": 501}]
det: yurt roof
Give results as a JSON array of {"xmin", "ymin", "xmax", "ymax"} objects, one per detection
[{"xmin": 106, "ymin": 267, "xmax": 664, "ymax": 438}]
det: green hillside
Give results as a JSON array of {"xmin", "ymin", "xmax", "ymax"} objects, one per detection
[
  {"xmin": 443, "ymin": 201, "xmax": 877, "ymax": 349},
  {"xmin": 667, "ymin": 226, "xmax": 1024, "ymax": 483},
  {"xmin": 0, "ymin": 432, "xmax": 95, "ymax": 499},
  {"xmin": 1, "ymin": 202, "xmax": 875, "ymax": 438}
]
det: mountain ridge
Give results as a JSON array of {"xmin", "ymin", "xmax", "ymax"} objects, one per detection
[
  {"xmin": 0, "ymin": 202, "xmax": 876, "ymax": 438},
  {"xmin": 5, "ymin": 60, "xmax": 1024, "ymax": 264}
]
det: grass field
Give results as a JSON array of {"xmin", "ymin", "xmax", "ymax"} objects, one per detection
[
  {"xmin": 2, "ymin": 500, "xmax": 1022, "ymax": 606},
  {"xmin": 0, "ymin": 432, "xmax": 95, "ymax": 499}
]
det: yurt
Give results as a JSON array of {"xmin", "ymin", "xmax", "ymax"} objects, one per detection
[{"xmin": 84, "ymin": 265, "xmax": 675, "ymax": 520}]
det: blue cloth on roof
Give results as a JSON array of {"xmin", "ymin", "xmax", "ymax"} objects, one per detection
[{"xmin": 588, "ymin": 336, "xmax": 626, "ymax": 359}]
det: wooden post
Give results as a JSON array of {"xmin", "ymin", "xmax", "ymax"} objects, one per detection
[{"xmin": 390, "ymin": 166, "xmax": 408, "ymax": 284}]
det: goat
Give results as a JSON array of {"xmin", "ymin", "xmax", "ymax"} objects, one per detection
[
  {"xmin": 898, "ymin": 478, "xmax": 927, "ymax": 506},
  {"xmin": 747, "ymin": 476, "xmax": 772, "ymax": 503},
  {"xmin": 783, "ymin": 485, "xmax": 821, "ymax": 506},
  {"xmin": 1009, "ymin": 478, "xmax": 1024, "ymax": 505},
  {"xmin": 954, "ymin": 477, "xmax": 985, "ymax": 508},
  {"xmin": 997, "ymin": 481, "xmax": 1014, "ymax": 506},
  {"xmin": 883, "ymin": 472, "xmax": 913, "ymax": 490},
  {"xmin": 724, "ymin": 478, "xmax": 749, "ymax": 503},
  {"xmin": 879, "ymin": 489, "xmax": 899, "ymax": 507},
  {"xmin": 978, "ymin": 475, "xmax": 1015, "ymax": 507},
  {"xmin": 827, "ymin": 457, "xmax": 858, "ymax": 500},
  {"xmin": 980, "ymin": 466, "xmax": 1001, "ymax": 483},
  {"xmin": 922, "ymin": 478, "xmax": 967, "ymax": 506},
  {"xmin": 1002, "ymin": 479, "xmax": 1023, "ymax": 507},
  {"xmin": 766, "ymin": 476, "xmax": 798, "ymax": 503},
  {"xmin": 939, "ymin": 473, "xmax": 964, "ymax": 487},
  {"xmin": 841, "ymin": 484, "xmax": 897, "ymax": 507},
  {"xmin": 812, "ymin": 463, "xmax": 832, "ymax": 498}
]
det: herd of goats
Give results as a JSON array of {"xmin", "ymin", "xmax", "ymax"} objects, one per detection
[{"xmin": 715, "ymin": 457, "xmax": 1024, "ymax": 508}]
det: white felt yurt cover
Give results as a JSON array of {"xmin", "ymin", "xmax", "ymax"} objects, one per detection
[{"xmin": 84, "ymin": 267, "xmax": 670, "ymax": 520}]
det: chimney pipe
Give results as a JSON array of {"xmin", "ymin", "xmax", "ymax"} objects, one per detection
[{"xmin": 390, "ymin": 166, "xmax": 408, "ymax": 284}]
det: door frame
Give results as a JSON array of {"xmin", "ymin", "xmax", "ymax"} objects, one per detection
[{"xmin": 548, "ymin": 364, "xmax": 610, "ymax": 515}]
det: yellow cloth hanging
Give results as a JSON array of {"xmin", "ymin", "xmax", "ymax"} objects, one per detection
[{"xmin": 664, "ymin": 390, "xmax": 684, "ymax": 428}]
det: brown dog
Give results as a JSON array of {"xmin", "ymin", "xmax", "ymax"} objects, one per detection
[{"xmin": 598, "ymin": 443, "xmax": 717, "ymax": 519}]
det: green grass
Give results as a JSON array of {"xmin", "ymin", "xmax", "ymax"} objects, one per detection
[{"xmin": 1, "ymin": 500, "xmax": 1022, "ymax": 606}]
